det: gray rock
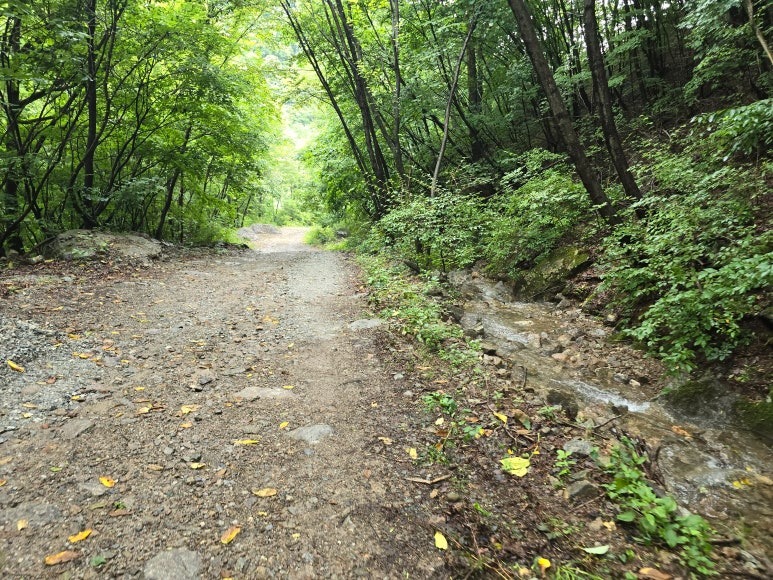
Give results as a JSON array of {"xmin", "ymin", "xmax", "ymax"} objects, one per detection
[
  {"xmin": 563, "ymin": 438, "xmax": 594, "ymax": 457},
  {"xmin": 348, "ymin": 318, "xmax": 383, "ymax": 331},
  {"xmin": 0, "ymin": 502, "xmax": 62, "ymax": 526},
  {"xmin": 61, "ymin": 418, "xmax": 95, "ymax": 440},
  {"xmin": 234, "ymin": 386, "xmax": 295, "ymax": 401},
  {"xmin": 144, "ymin": 548, "xmax": 202, "ymax": 580},
  {"xmin": 565, "ymin": 480, "xmax": 598, "ymax": 501},
  {"xmin": 80, "ymin": 481, "xmax": 110, "ymax": 497},
  {"xmin": 288, "ymin": 424, "xmax": 333, "ymax": 444}
]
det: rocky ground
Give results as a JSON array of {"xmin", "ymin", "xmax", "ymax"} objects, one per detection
[{"xmin": 0, "ymin": 228, "xmax": 769, "ymax": 579}]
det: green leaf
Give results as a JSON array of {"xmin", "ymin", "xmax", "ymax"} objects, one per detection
[
  {"xmin": 617, "ymin": 511, "xmax": 637, "ymax": 522},
  {"xmin": 582, "ymin": 545, "xmax": 610, "ymax": 555}
]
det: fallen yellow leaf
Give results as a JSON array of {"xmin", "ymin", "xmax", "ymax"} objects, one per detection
[
  {"xmin": 136, "ymin": 406, "xmax": 152, "ymax": 415},
  {"xmin": 500, "ymin": 456, "xmax": 530, "ymax": 477},
  {"xmin": 378, "ymin": 437, "xmax": 393, "ymax": 445},
  {"xmin": 232, "ymin": 439, "xmax": 260, "ymax": 445},
  {"xmin": 44, "ymin": 550, "xmax": 80, "ymax": 565},
  {"xmin": 6, "ymin": 360, "xmax": 25, "ymax": 373},
  {"xmin": 68, "ymin": 529, "xmax": 92, "ymax": 543},
  {"xmin": 493, "ymin": 412, "xmax": 508, "ymax": 424},
  {"xmin": 407, "ymin": 447, "xmax": 418, "ymax": 460},
  {"xmin": 291, "ymin": 532, "xmax": 301, "ymax": 539},
  {"xmin": 17, "ymin": 519, "xmax": 28, "ymax": 531},
  {"xmin": 279, "ymin": 421, "xmax": 289, "ymax": 430},
  {"xmin": 179, "ymin": 422, "xmax": 193, "ymax": 429},
  {"xmin": 99, "ymin": 476, "xmax": 116, "ymax": 488},
  {"xmin": 434, "ymin": 530, "xmax": 448, "ymax": 550},
  {"xmin": 22, "ymin": 412, "xmax": 32, "ymax": 419},
  {"xmin": 220, "ymin": 526, "xmax": 241, "ymax": 545},
  {"xmin": 22, "ymin": 402, "xmax": 37, "ymax": 409},
  {"xmin": 180, "ymin": 404, "xmax": 199, "ymax": 415},
  {"xmin": 0, "ymin": 479, "xmax": 8, "ymax": 487},
  {"xmin": 189, "ymin": 462, "xmax": 206, "ymax": 469},
  {"xmin": 281, "ymin": 385, "xmax": 294, "ymax": 390},
  {"xmin": 537, "ymin": 557, "xmax": 551, "ymax": 573},
  {"xmin": 253, "ymin": 488, "xmax": 277, "ymax": 497}
]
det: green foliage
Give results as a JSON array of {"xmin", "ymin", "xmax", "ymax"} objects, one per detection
[
  {"xmin": 692, "ymin": 100, "xmax": 773, "ymax": 160},
  {"xmin": 358, "ymin": 254, "xmax": 463, "ymax": 351},
  {"xmin": 422, "ymin": 391, "xmax": 458, "ymax": 416},
  {"xmin": 485, "ymin": 150, "xmax": 596, "ymax": 276},
  {"xmin": 376, "ymin": 188, "xmax": 489, "ymax": 272},
  {"xmin": 602, "ymin": 146, "xmax": 771, "ymax": 372},
  {"xmin": 554, "ymin": 449, "xmax": 577, "ymax": 482},
  {"xmin": 602, "ymin": 438, "xmax": 715, "ymax": 575}
]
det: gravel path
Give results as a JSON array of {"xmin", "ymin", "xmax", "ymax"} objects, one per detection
[{"xmin": 0, "ymin": 228, "xmax": 443, "ymax": 578}]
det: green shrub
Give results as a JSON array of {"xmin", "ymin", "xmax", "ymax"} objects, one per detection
[
  {"xmin": 375, "ymin": 189, "xmax": 489, "ymax": 272},
  {"xmin": 602, "ymin": 146, "xmax": 771, "ymax": 372},
  {"xmin": 485, "ymin": 149, "xmax": 597, "ymax": 277}
]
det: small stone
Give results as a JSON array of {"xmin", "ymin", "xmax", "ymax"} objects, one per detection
[
  {"xmin": 287, "ymin": 424, "xmax": 333, "ymax": 444},
  {"xmin": 234, "ymin": 386, "xmax": 294, "ymax": 401},
  {"xmin": 402, "ymin": 390, "xmax": 414, "ymax": 398},
  {"xmin": 565, "ymin": 480, "xmax": 597, "ymax": 501},
  {"xmin": 61, "ymin": 419, "xmax": 95, "ymax": 440},
  {"xmin": 563, "ymin": 439, "xmax": 594, "ymax": 456},
  {"xmin": 144, "ymin": 548, "xmax": 202, "ymax": 580},
  {"xmin": 629, "ymin": 379, "xmax": 641, "ymax": 388},
  {"xmin": 445, "ymin": 491, "xmax": 461, "ymax": 502},
  {"xmin": 348, "ymin": 318, "xmax": 383, "ymax": 331},
  {"xmin": 393, "ymin": 373, "xmax": 404, "ymax": 381}
]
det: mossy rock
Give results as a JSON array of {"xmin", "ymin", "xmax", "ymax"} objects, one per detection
[
  {"xmin": 664, "ymin": 377, "xmax": 737, "ymax": 421},
  {"xmin": 735, "ymin": 398, "xmax": 773, "ymax": 440},
  {"xmin": 516, "ymin": 246, "xmax": 590, "ymax": 299}
]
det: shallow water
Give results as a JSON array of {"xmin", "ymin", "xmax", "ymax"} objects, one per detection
[{"xmin": 453, "ymin": 272, "xmax": 773, "ymax": 553}]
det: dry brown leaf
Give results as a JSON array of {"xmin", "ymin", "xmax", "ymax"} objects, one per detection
[
  {"xmin": 99, "ymin": 476, "xmax": 116, "ymax": 488},
  {"xmin": 44, "ymin": 550, "xmax": 80, "ymax": 566},
  {"xmin": 253, "ymin": 487, "xmax": 277, "ymax": 498},
  {"xmin": 109, "ymin": 509, "xmax": 132, "ymax": 517},
  {"xmin": 670, "ymin": 425, "xmax": 692, "ymax": 439},
  {"xmin": 68, "ymin": 529, "xmax": 92, "ymax": 543},
  {"xmin": 220, "ymin": 526, "xmax": 241, "ymax": 545}
]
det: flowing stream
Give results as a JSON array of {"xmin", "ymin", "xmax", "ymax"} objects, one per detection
[{"xmin": 450, "ymin": 271, "xmax": 773, "ymax": 556}]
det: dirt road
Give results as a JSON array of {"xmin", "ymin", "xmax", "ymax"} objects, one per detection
[{"xmin": 0, "ymin": 228, "xmax": 443, "ymax": 578}]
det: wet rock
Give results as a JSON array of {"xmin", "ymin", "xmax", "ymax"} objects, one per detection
[
  {"xmin": 144, "ymin": 548, "xmax": 202, "ymax": 580},
  {"xmin": 515, "ymin": 246, "xmax": 590, "ymax": 299},
  {"xmin": 563, "ymin": 439, "xmax": 594, "ymax": 457},
  {"xmin": 546, "ymin": 390, "xmax": 579, "ymax": 420},
  {"xmin": 565, "ymin": 480, "xmax": 597, "ymax": 501},
  {"xmin": 61, "ymin": 418, "xmax": 95, "ymax": 440},
  {"xmin": 288, "ymin": 424, "xmax": 333, "ymax": 444},
  {"xmin": 348, "ymin": 319, "xmax": 383, "ymax": 331}
]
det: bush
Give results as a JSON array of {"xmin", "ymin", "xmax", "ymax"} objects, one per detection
[
  {"xmin": 375, "ymin": 189, "xmax": 489, "ymax": 272},
  {"xmin": 484, "ymin": 149, "xmax": 598, "ymax": 277},
  {"xmin": 602, "ymin": 145, "xmax": 771, "ymax": 372}
]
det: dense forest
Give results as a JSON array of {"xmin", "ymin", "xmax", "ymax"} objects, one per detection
[{"xmin": 1, "ymin": 0, "xmax": 771, "ymax": 375}]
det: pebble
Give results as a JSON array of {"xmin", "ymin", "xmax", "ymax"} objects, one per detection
[
  {"xmin": 563, "ymin": 439, "xmax": 594, "ymax": 456},
  {"xmin": 143, "ymin": 548, "xmax": 202, "ymax": 580},
  {"xmin": 565, "ymin": 480, "xmax": 597, "ymax": 501},
  {"xmin": 287, "ymin": 424, "xmax": 333, "ymax": 444}
]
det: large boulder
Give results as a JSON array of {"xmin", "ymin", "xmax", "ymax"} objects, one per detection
[
  {"xmin": 43, "ymin": 230, "xmax": 162, "ymax": 263},
  {"xmin": 516, "ymin": 246, "xmax": 590, "ymax": 299}
]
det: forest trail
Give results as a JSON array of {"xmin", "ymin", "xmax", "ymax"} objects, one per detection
[{"xmin": 0, "ymin": 228, "xmax": 445, "ymax": 578}]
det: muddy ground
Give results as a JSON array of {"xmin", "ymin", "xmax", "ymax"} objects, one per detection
[{"xmin": 0, "ymin": 228, "xmax": 769, "ymax": 579}]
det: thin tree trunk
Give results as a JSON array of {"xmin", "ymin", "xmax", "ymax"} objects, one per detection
[
  {"xmin": 583, "ymin": 0, "xmax": 642, "ymax": 202},
  {"xmin": 431, "ymin": 16, "xmax": 477, "ymax": 197},
  {"xmin": 507, "ymin": 0, "xmax": 619, "ymax": 224},
  {"xmin": 81, "ymin": 0, "xmax": 99, "ymax": 229},
  {"xmin": 744, "ymin": 0, "xmax": 773, "ymax": 67}
]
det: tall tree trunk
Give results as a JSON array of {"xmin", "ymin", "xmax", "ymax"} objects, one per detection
[
  {"xmin": 583, "ymin": 0, "xmax": 642, "ymax": 202},
  {"xmin": 81, "ymin": 0, "xmax": 99, "ymax": 229},
  {"xmin": 467, "ymin": 33, "xmax": 485, "ymax": 162},
  {"xmin": 1, "ymin": 15, "xmax": 24, "ymax": 254},
  {"xmin": 389, "ymin": 0, "xmax": 405, "ymax": 180},
  {"xmin": 506, "ymin": 0, "xmax": 619, "ymax": 224},
  {"xmin": 155, "ymin": 124, "xmax": 192, "ymax": 240}
]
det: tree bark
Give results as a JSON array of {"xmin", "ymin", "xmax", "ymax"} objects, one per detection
[
  {"xmin": 583, "ymin": 0, "xmax": 642, "ymax": 202},
  {"xmin": 506, "ymin": 0, "xmax": 619, "ymax": 224},
  {"xmin": 431, "ymin": 16, "xmax": 477, "ymax": 197},
  {"xmin": 81, "ymin": 0, "xmax": 99, "ymax": 229}
]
